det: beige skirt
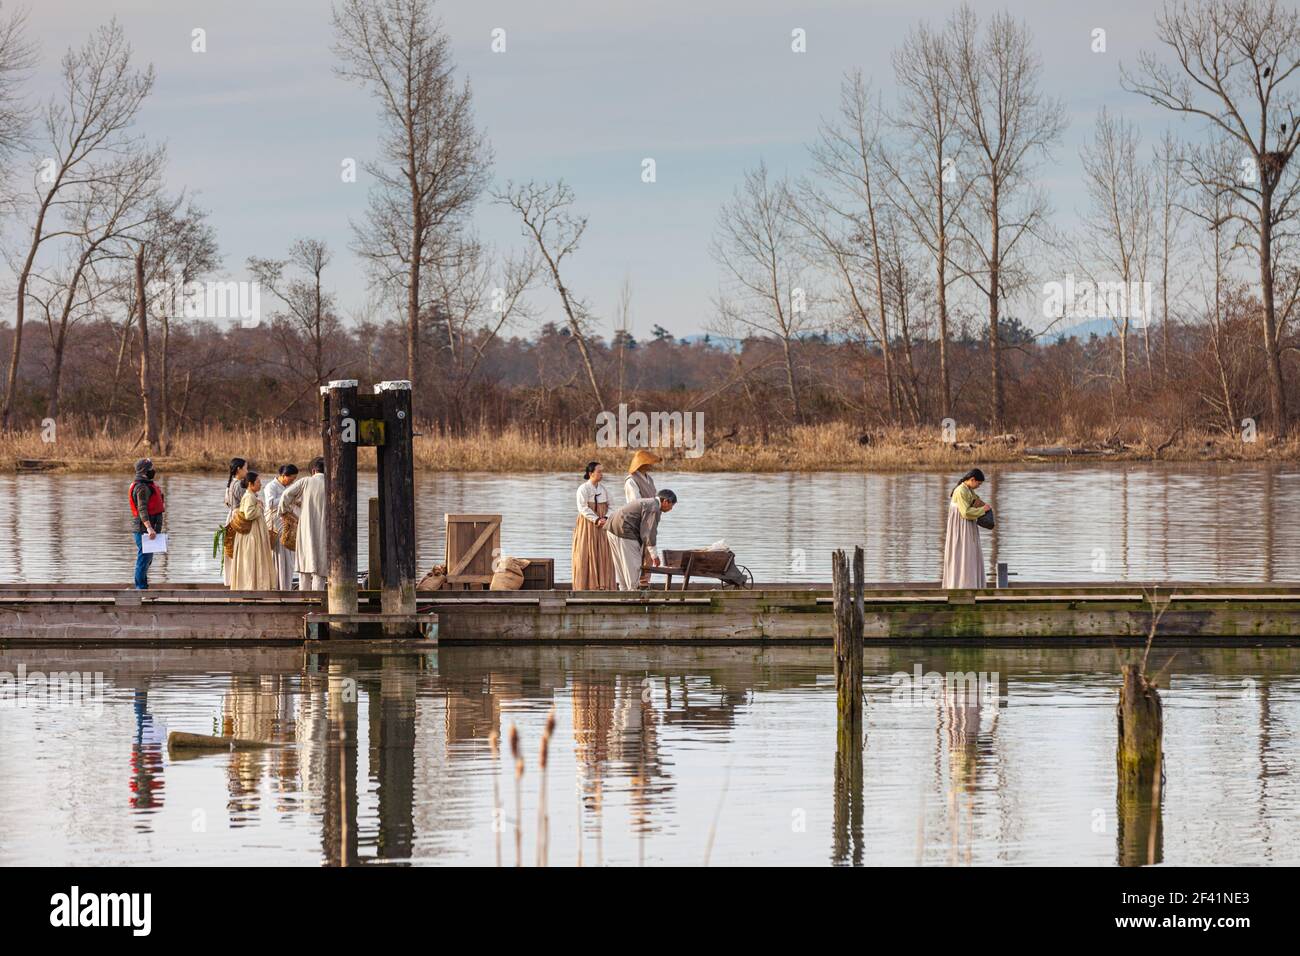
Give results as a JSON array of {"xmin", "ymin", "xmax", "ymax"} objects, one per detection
[
  {"xmin": 942, "ymin": 502, "xmax": 985, "ymax": 589},
  {"xmin": 572, "ymin": 511, "xmax": 616, "ymax": 591}
]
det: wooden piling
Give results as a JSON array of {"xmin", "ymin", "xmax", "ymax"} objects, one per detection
[
  {"xmin": 1115, "ymin": 662, "xmax": 1163, "ymax": 865},
  {"xmin": 832, "ymin": 547, "xmax": 865, "ymax": 865},
  {"xmin": 833, "ymin": 548, "xmax": 864, "ymax": 749},
  {"xmin": 376, "ymin": 381, "xmax": 416, "ymax": 634},
  {"xmin": 324, "ymin": 380, "xmax": 359, "ymax": 636}
]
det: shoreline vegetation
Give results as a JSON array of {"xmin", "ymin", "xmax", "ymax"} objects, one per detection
[{"xmin": 4, "ymin": 422, "xmax": 1297, "ymax": 475}]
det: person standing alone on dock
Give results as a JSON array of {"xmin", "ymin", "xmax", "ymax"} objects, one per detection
[
  {"xmin": 942, "ymin": 469, "xmax": 992, "ymax": 589},
  {"xmin": 624, "ymin": 450, "xmax": 662, "ymax": 586},
  {"xmin": 607, "ymin": 489, "xmax": 676, "ymax": 590},
  {"xmin": 263, "ymin": 464, "xmax": 299, "ymax": 590},
  {"xmin": 278, "ymin": 456, "xmax": 327, "ymax": 592},
  {"xmin": 573, "ymin": 461, "xmax": 616, "ymax": 590},
  {"xmin": 129, "ymin": 458, "xmax": 164, "ymax": 590},
  {"xmin": 228, "ymin": 472, "xmax": 276, "ymax": 590}
]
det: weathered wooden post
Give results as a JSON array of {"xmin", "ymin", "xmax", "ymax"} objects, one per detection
[
  {"xmin": 375, "ymin": 381, "xmax": 416, "ymax": 634},
  {"xmin": 324, "ymin": 379, "xmax": 359, "ymax": 636},
  {"xmin": 1116, "ymin": 663, "xmax": 1163, "ymax": 865},
  {"xmin": 834, "ymin": 547, "xmax": 864, "ymax": 749},
  {"xmin": 832, "ymin": 546, "xmax": 865, "ymax": 865}
]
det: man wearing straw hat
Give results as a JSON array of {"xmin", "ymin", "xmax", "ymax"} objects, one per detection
[{"xmin": 624, "ymin": 449, "xmax": 661, "ymax": 586}]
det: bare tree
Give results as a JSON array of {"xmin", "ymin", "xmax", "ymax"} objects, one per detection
[
  {"xmin": 1077, "ymin": 108, "xmax": 1153, "ymax": 394},
  {"xmin": 495, "ymin": 179, "xmax": 605, "ymax": 408},
  {"xmin": 879, "ymin": 209, "xmax": 926, "ymax": 423},
  {"xmin": 2, "ymin": 19, "xmax": 152, "ymax": 430},
  {"xmin": 37, "ymin": 143, "xmax": 165, "ymax": 419},
  {"xmin": 1125, "ymin": 0, "xmax": 1300, "ymax": 435},
  {"xmin": 0, "ymin": 3, "xmax": 34, "ymax": 197},
  {"xmin": 945, "ymin": 4, "xmax": 1065, "ymax": 429},
  {"xmin": 1153, "ymin": 131, "xmax": 1187, "ymax": 378},
  {"xmin": 424, "ymin": 237, "xmax": 538, "ymax": 426},
  {"xmin": 794, "ymin": 72, "xmax": 898, "ymax": 421},
  {"xmin": 150, "ymin": 200, "xmax": 219, "ymax": 446},
  {"xmin": 1185, "ymin": 137, "xmax": 1246, "ymax": 428},
  {"xmin": 712, "ymin": 161, "xmax": 813, "ymax": 423},
  {"xmin": 885, "ymin": 23, "xmax": 972, "ymax": 420},
  {"xmin": 250, "ymin": 238, "xmax": 338, "ymax": 389},
  {"xmin": 332, "ymin": 0, "xmax": 492, "ymax": 404},
  {"xmin": 614, "ymin": 276, "xmax": 632, "ymax": 405}
]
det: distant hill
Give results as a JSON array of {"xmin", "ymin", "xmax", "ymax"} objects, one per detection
[{"xmin": 1039, "ymin": 318, "xmax": 1136, "ymax": 342}]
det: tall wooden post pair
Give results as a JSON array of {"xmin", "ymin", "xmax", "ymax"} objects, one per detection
[{"xmin": 320, "ymin": 379, "xmax": 416, "ymax": 637}]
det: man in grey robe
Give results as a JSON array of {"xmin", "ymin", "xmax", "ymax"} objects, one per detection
[{"xmin": 606, "ymin": 490, "xmax": 677, "ymax": 591}]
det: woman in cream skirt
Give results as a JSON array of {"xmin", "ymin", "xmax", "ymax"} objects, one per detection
[
  {"xmin": 942, "ymin": 468, "xmax": 992, "ymax": 589},
  {"xmin": 229, "ymin": 472, "xmax": 277, "ymax": 591},
  {"xmin": 572, "ymin": 461, "xmax": 616, "ymax": 590}
]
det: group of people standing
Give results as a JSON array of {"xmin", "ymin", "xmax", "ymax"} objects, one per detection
[
  {"xmin": 221, "ymin": 456, "xmax": 328, "ymax": 591},
  {"xmin": 571, "ymin": 449, "xmax": 678, "ymax": 591},
  {"xmin": 130, "ymin": 449, "xmax": 992, "ymax": 593}
]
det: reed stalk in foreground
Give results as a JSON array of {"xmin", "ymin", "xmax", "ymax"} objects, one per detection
[
  {"xmin": 594, "ymin": 779, "xmax": 603, "ymax": 868},
  {"xmin": 576, "ymin": 776, "xmax": 584, "ymax": 868},
  {"xmin": 509, "ymin": 724, "xmax": 523, "ymax": 868},
  {"xmin": 536, "ymin": 707, "xmax": 556, "ymax": 867},
  {"xmin": 488, "ymin": 729, "xmax": 502, "ymax": 868}
]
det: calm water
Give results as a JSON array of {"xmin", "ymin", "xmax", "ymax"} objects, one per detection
[
  {"xmin": 3, "ymin": 463, "xmax": 1299, "ymax": 584},
  {"xmin": 0, "ymin": 646, "xmax": 1295, "ymax": 866}
]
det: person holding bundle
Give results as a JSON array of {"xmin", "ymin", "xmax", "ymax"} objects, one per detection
[
  {"xmin": 221, "ymin": 457, "xmax": 248, "ymax": 585},
  {"xmin": 228, "ymin": 471, "xmax": 276, "ymax": 591},
  {"xmin": 262, "ymin": 464, "xmax": 299, "ymax": 590},
  {"xmin": 279, "ymin": 456, "xmax": 328, "ymax": 592},
  {"xmin": 942, "ymin": 468, "xmax": 993, "ymax": 589}
]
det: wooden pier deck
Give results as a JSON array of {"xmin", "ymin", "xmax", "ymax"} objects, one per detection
[{"xmin": 1, "ymin": 582, "xmax": 1299, "ymax": 646}]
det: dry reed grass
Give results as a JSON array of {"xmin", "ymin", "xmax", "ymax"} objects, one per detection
[{"xmin": 2, "ymin": 420, "xmax": 1295, "ymax": 474}]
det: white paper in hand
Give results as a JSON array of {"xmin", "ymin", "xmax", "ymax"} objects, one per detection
[{"xmin": 141, "ymin": 533, "xmax": 168, "ymax": 554}]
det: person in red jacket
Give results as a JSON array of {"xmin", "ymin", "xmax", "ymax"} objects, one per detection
[{"xmin": 130, "ymin": 457, "xmax": 165, "ymax": 589}]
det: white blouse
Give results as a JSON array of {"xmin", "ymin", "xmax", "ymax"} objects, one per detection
[{"xmin": 576, "ymin": 480, "xmax": 609, "ymax": 522}]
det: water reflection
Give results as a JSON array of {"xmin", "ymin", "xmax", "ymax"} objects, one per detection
[
  {"xmin": 4, "ymin": 463, "xmax": 1299, "ymax": 584},
  {"xmin": 0, "ymin": 646, "xmax": 1296, "ymax": 866}
]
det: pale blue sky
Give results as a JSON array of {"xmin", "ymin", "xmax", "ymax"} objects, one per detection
[{"xmin": 14, "ymin": 0, "xmax": 1174, "ymax": 337}]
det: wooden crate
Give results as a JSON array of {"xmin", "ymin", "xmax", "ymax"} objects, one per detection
[
  {"xmin": 520, "ymin": 559, "xmax": 555, "ymax": 590},
  {"xmin": 444, "ymin": 513, "xmax": 500, "ymax": 587}
]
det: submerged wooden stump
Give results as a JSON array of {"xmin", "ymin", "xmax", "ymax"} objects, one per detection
[
  {"xmin": 1116, "ymin": 664, "xmax": 1162, "ymax": 785},
  {"xmin": 1115, "ymin": 663, "xmax": 1163, "ymax": 865},
  {"xmin": 167, "ymin": 731, "xmax": 278, "ymax": 751}
]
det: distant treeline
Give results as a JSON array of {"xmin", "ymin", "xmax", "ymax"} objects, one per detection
[{"xmin": 0, "ymin": 298, "xmax": 1280, "ymax": 448}]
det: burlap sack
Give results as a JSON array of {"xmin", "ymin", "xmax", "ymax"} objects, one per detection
[
  {"xmin": 417, "ymin": 564, "xmax": 447, "ymax": 591},
  {"xmin": 280, "ymin": 511, "xmax": 297, "ymax": 551},
  {"xmin": 490, "ymin": 556, "xmax": 530, "ymax": 590}
]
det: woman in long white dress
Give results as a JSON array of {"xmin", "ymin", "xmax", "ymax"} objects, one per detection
[
  {"xmin": 222, "ymin": 457, "xmax": 248, "ymax": 585},
  {"xmin": 229, "ymin": 472, "xmax": 277, "ymax": 591},
  {"xmin": 942, "ymin": 468, "xmax": 992, "ymax": 589}
]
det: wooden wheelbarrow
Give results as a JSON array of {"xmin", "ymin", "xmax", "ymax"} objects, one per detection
[{"xmin": 643, "ymin": 548, "xmax": 753, "ymax": 591}]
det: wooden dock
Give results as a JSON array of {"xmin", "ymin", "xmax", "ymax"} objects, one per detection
[{"xmin": 2, "ymin": 582, "xmax": 1299, "ymax": 646}]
